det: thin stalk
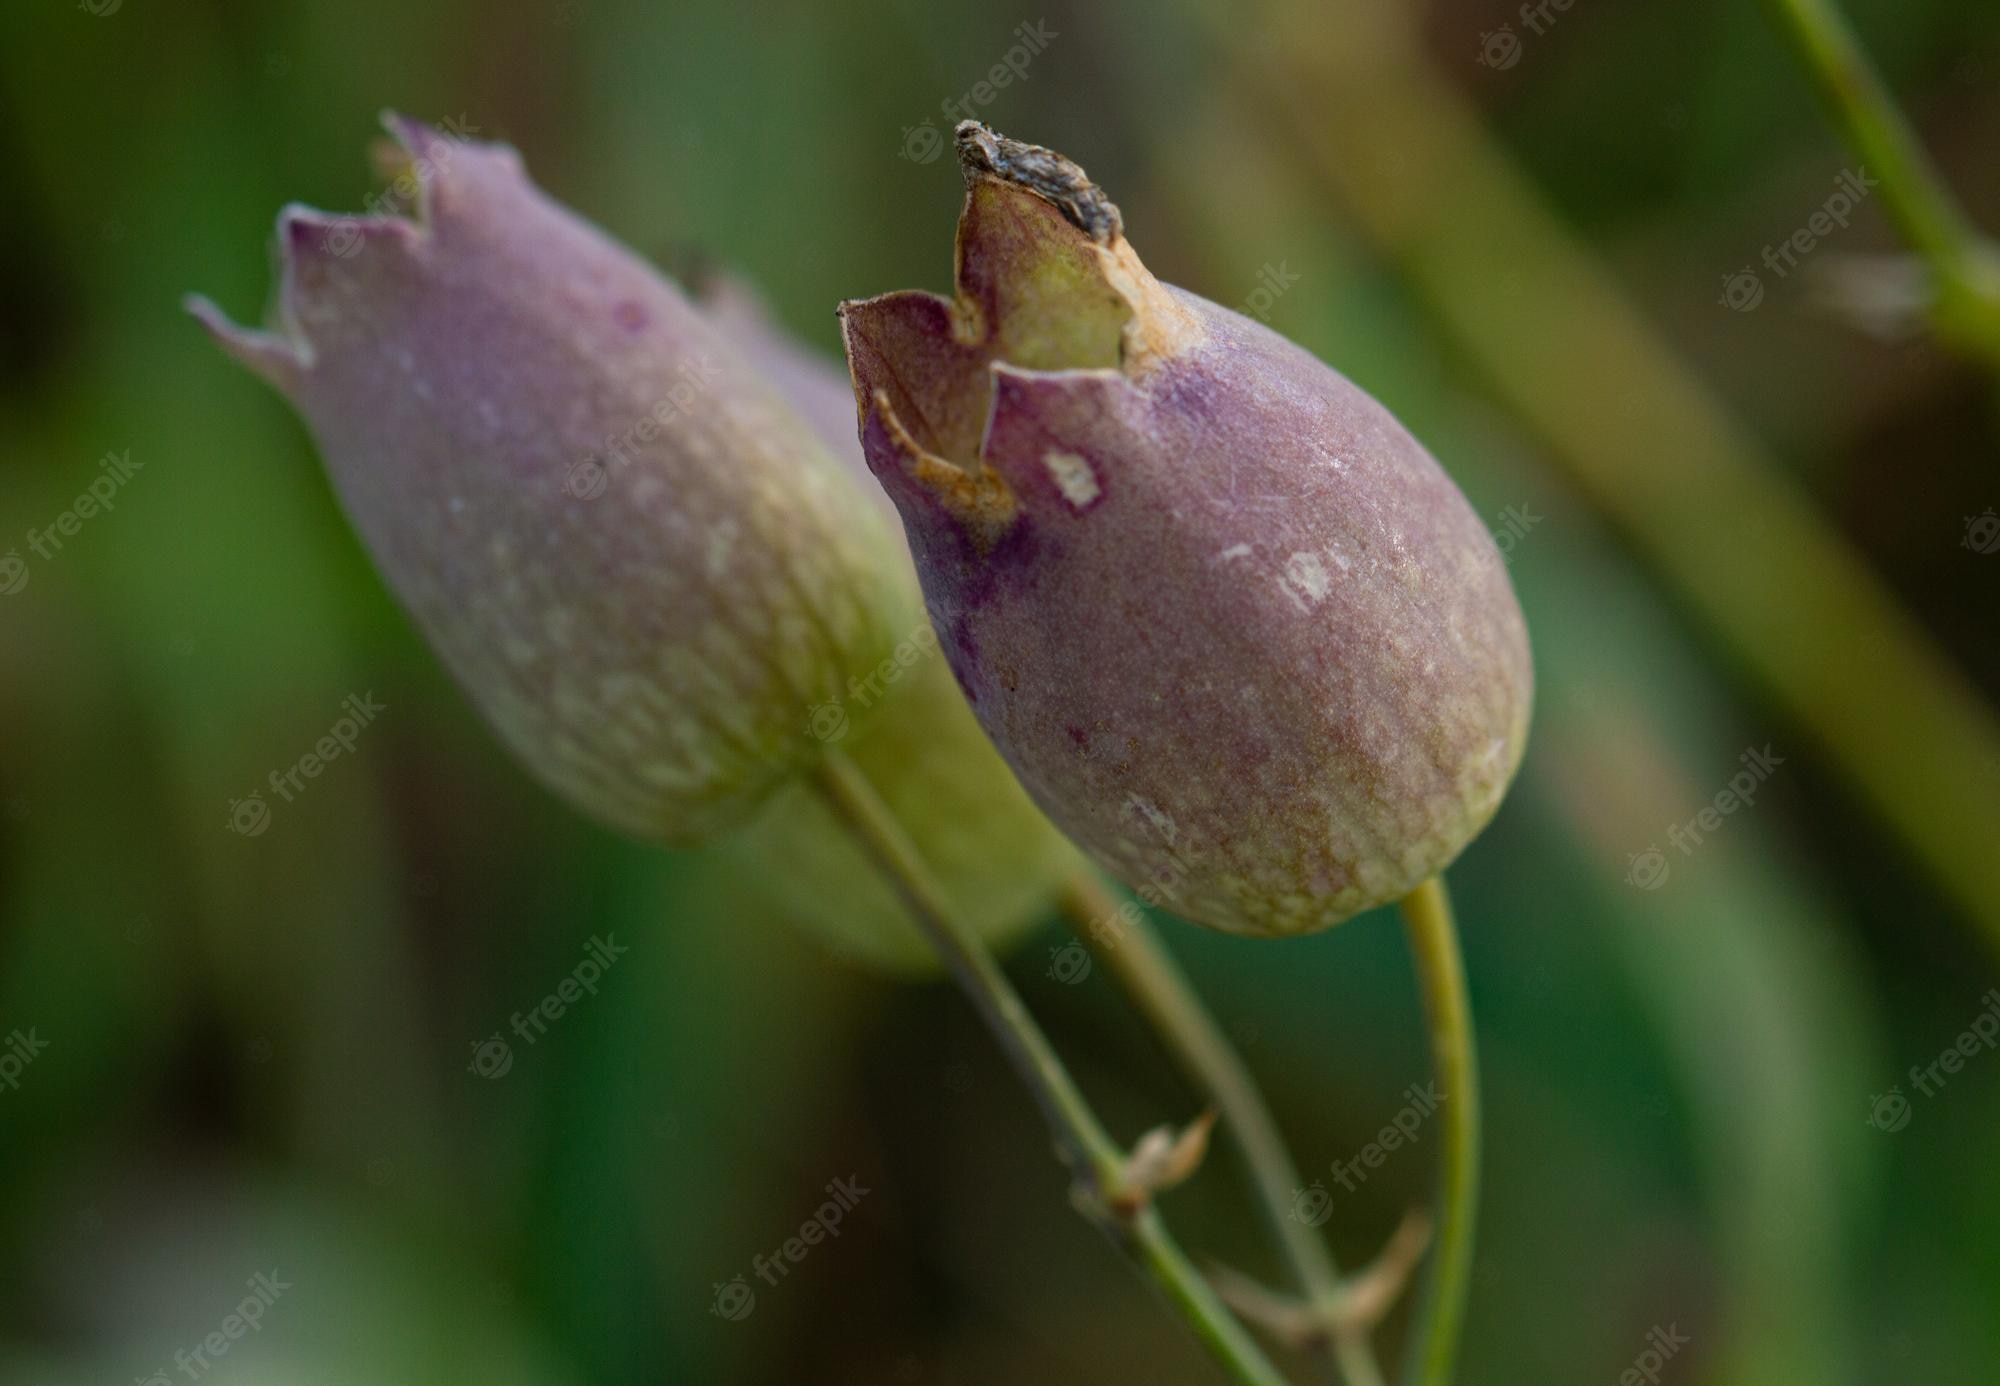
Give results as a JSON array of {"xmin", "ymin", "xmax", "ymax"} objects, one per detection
[
  {"xmin": 809, "ymin": 752, "xmax": 1289, "ymax": 1386},
  {"xmin": 1762, "ymin": 0, "xmax": 2000, "ymax": 357},
  {"xmin": 1210, "ymin": 0, "xmax": 2000, "ymax": 965},
  {"xmin": 1396, "ymin": 877, "xmax": 1479, "ymax": 1386},
  {"xmin": 1059, "ymin": 871, "xmax": 1387, "ymax": 1386}
]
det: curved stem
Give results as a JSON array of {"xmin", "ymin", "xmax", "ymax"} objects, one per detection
[
  {"xmin": 808, "ymin": 753, "xmax": 1289, "ymax": 1386},
  {"xmin": 1059, "ymin": 871, "xmax": 1387, "ymax": 1386},
  {"xmin": 1397, "ymin": 876, "xmax": 1479, "ymax": 1386},
  {"xmin": 1762, "ymin": 0, "xmax": 2000, "ymax": 357},
  {"xmin": 1764, "ymin": 0, "xmax": 1975, "ymax": 268}
]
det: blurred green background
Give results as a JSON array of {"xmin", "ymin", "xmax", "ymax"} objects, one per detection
[{"xmin": 3, "ymin": 0, "xmax": 1998, "ymax": 1381}]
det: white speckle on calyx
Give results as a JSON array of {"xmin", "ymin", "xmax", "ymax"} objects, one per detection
[
  {"xmin": 1218, "ymin": 543, "xmax": 1253, "ymax": 562},
  {"xmin": 1124, "ymin": 794, "xmax": 1179, "ymax": 845},
  {"xmin": 1282, "ymin": 550, "xmax": 1332, "ymax": 608},
  {"xmin": 1042, "ymin": 450, "xmax": 1100, "ymax": 509},
  {"xmin": 448, "ymin": 496, "xmax": 466, "ymax": 516},
  {"xmin": 706, "ymin": 520, "xmax": 739, "ymax": 577}
]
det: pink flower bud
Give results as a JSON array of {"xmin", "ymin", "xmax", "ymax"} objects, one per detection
[
  {"xmin": 840, "ymin": 124, "xmax": 1532, "ymax": 937},
  {"xmin": 187, "ymin": 116, "xmax": 905, "ymax": 845},
  {"xmin": 700, "ymin": 275, "xmax": 1083, "ymax": 969}
]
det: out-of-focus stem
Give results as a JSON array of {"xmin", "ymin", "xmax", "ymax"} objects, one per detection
[
  {"xmin": 1761, "ymin": 0, "xmax": 2000, "ymax": 362},
  {"xmin": 1396, "ymin": 877, "xmax": 1479, "ymax": 1386},
  {"xmin": 1216, "ymin": 0, "xmax": 2000, "ymax": 965},
  {"xmin": 1061, "ymin": 870, "xmax": 1388, "ymax": 1386},
  {"xmin": 809, "ymin": 753, "xmax": 1289, "ymax": 1386}
]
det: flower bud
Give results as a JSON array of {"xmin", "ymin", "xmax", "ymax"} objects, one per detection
[
  {"xmin": 840, "ymin": 124, "xmax": 1532, "ymax": 937},
  {"xmin": 187, "ymin": 116, "xmax": 905, "ymax": 844},
  {"xmin": 699, "ymin": 275, "xmax": 1083, "ymax": 969}
]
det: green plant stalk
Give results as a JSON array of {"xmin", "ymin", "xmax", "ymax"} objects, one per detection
[
  {"xmin": 809, "ymin": 752, "xmax": 1289, "ymax": 1386},
  {"xmin": 1060, "ymin": 871, "xmax": 1388, "ymax": 1386},
  {"xmin": 1396, "ymin": 877, "xmax": 1479, "ymax": 1386},
  {"xmin": 1220, "ymin": 0, "xmax": 2000, "ymax": 967},
  {"xmin": 1761, "ymin": 0, "xmax": 2000, "ymax": 360}
]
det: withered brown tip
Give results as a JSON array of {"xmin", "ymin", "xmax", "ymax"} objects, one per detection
[{"xmin": 953, "ymin": 120, "xmax": 1123, "ymax": 244}]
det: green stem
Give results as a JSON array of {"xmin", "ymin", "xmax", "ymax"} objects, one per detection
[
  {"xmin": 1219, "ymin": 0, "xmax": 2000, "ymax": 966},
  {"xmin": 1060, "ymin": 871, "xmax": 1387, "ymax": 1386},
  {"xmin": 1762, "ymin": 0, "xmax": 2000, "ymax": 357},
  {"xmin": 1397, "ymin": 877, "xmax": 1479, "ymax": 1386},
  {"xmin": 809, "ymin": 753, "xmax": 1289, "ymax": 1386}
]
